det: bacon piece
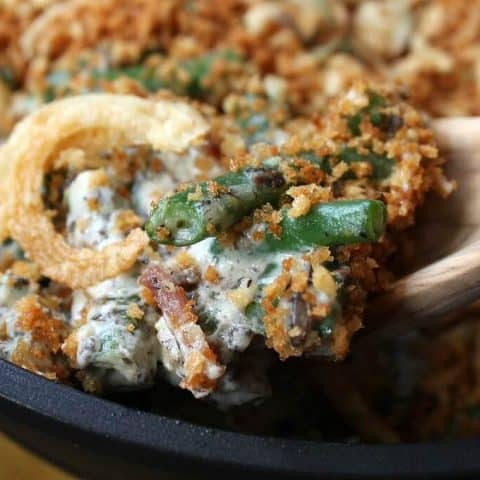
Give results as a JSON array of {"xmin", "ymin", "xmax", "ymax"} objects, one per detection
[{"xmin": 140, "ymin": 264, "xmax": 224, "ymax": 397}]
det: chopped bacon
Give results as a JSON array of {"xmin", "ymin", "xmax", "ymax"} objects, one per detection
[{"xmin": 140, "ymin": 264, "xmax": 225, "ymax": 397}]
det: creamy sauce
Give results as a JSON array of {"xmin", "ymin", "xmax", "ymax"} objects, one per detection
[
  {"xmin": 179, "ymin": 238, "xmax": 289, "ymax": 360},
  {"xmin": 64, "ymin": 148, "xmax": 225, "ymax": 392},
  {"xmin": 66, "ymin": 170, "xmax": 160, "ymax": 390},
  {"xmin": 65, "ymin": 171, "xmax": 127, "ymax": 248},
  {"xmin": 0, "ymin": 273, "xmax": 31, "ymax": 359},
  {"xmin": 2, "ymin": 136, "xmax": 336, "ymax": 402}
]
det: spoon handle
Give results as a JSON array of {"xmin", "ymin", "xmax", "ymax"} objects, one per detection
[
  {"xmin": 433, "ymin": 117, "xmax": 480, "ymax": 159},
  {"xmin": 365, "ymin": 239, "xmax": 480, "ymax": 337},
  {"xmin": 363, "ymin": 117, "xmax": 480, "ymax": 338}
]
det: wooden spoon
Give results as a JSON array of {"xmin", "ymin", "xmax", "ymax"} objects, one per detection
[{"xmin": 364, "ymin": 117, "xmax": 480, "ymax": 338}]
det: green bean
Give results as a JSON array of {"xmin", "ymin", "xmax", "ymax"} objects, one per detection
[
  {"xmin": 346, "ymin": 91, "xmax": 386, "ymax": 136},
  {"xmin": 146, "ymin": 168, "xmax": 287, "ymax": 246},
  {"xmin": 259, "ymin": 199, "xmax": 387, "ymax": 252},
  {"xmin": 73, "ymin": 286, "xmax": 160, "ymax": 391},
  {"xmin": 0, "ymin": 239, "xmax": 24, "ymax": 265},
  {"xmin": 346, "ymin": 90, "xmax": 404, "ymax": 139},
  {"xmin": 181, "ymin": 50, "xmax": 241, "ymax": 97},
  {"xmin": 234, "ymin": 93, "xmax": 278, "ymax": 144},
  {"xmin": 92, "ymin": 65, "xmax": 164, "ymax": 92},
  {"xmin": 244, "ymin": 301, "xmax": 266, "ymax": 335},
  {"xmin": 338, "ymin": 147, "xmax": 394, "ymax": 179},
  {"xmin": 266, "ymin": 147, "xmax": 393, "ymax": 180},
  {"xmin": 0, "ymin": 66, "xmax": 15, "ymax": 88},
  {"xmin": 91, "ymin": 50, "xmax": 241, "ymax": 97}
]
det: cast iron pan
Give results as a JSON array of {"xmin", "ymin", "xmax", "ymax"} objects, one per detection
[{"xmin": 0, "ymin": 359, "xmax": 479, "ymax": 480}]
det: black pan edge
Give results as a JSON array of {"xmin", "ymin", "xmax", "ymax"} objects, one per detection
[{"xmin": 1, "ymin": 359, "xmax": 479, "ymax": 479}]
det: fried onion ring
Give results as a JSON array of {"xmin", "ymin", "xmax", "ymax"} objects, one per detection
[
  {"xmin": 3, "ymin": 93, "xmax": 209, "ymax": 288},
  {"xmin": 0, "ymin": 141, "xmax": 13, "ymax": 241}
]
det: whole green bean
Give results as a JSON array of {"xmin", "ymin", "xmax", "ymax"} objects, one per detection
[
  {"xmin": 146, "ymin": 168, "xmax": 287, "ymax": 246},
  {"xmin": 259, "ymin": 199, "xmax": 387, "ymax": 252}
]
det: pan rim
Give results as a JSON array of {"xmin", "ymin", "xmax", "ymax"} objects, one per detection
[{"xmin": 0, "ymin": 359, "xmax": 479, "ymax": 479}]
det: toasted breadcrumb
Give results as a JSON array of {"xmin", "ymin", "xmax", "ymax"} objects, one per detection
[
  {"xmin": 127, "ymin": 302, "xmax": 144, "ymax": 321},
  {"xmin": 204, "ymin": 265, "xmax": 220, "ymax": 284},
  {"xmin": 0, "ymin": 0, "xmax": 470, "ymax": 434}
]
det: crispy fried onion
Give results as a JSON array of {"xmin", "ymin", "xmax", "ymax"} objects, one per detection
[
  {"xmin": 140, "ymin": 264, "xmax": 225, "ymax": 397},
  {"xmin": 2, "ymin": 94, "xmax": 209, "ymax": 288},
  {"xmin": 20, "ymin": 0, "xmax": 174, "ymax": 60},
  {"xmin": 0, "ymin": 144, "xmax": 11, "ymax": 241}
]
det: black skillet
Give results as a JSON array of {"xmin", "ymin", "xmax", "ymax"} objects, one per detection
[{"xmin": 0, "ymin": 359, "xmax": 479, "ymax": 479}]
